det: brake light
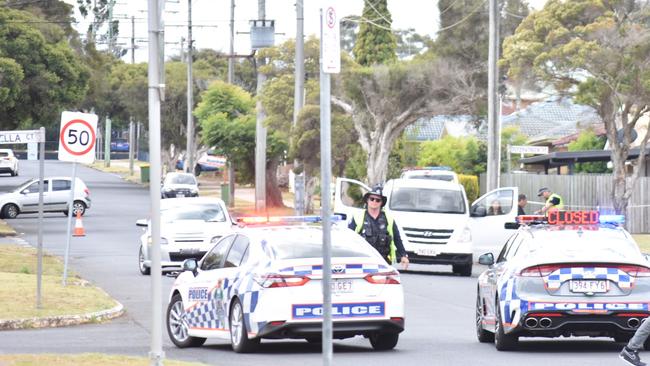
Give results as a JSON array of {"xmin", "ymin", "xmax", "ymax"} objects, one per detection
[
  {"xmin": 617, "ymin": 265, "xmax": 650, "ymax": 277},
  {"xmin": 364, "ymin": 271, "xmax": 401, "ymax": 285},
  {"xmin": 84, "ymin": 187, "xmax": 90, "ymax": 196},
  {"xmin": 518, "ymin": 265, "xmax": 559, "ymax": 277},
  {"xmin": 255, "ymin": 274, "xmax": 310, "ymax": 288}
]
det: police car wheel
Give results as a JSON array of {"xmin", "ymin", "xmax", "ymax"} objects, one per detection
[
  {"xmin": 476, "ymin": 292, "xmax": 494, "ymax": 343},
  {"xmin": 369, "ymin": 333, "xmax": 399, "ymax": 350},
  {"xmin": 138, "ymin": 246, "xmax": 150, "ymax": 275},
  {"xmin": 229, "ymin": 298, "xmax": 259, "ymax": 353},
  {"xmin": 494, "ymin": 302, "xmax": 518, "ymax": 351},
  {"xmin": 166, "ymin": 294, "xmax": 206, "ymax": 348}
]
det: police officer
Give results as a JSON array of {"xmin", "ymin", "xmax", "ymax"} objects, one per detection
[
  {"xmin": 348, "ymin": 185, "xmax": 409, "ymax": 269},
  {"xmin": 535, "ymin": 187, "xmax": 564, "ymax": 215}
]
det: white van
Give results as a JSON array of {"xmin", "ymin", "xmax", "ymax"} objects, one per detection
[
  {"xmin": 400, "ymin": 167, "xmax": 459, "ymax": 183},
  {"xmin": 335, "ymin": 178, "xmax": 473, "ymax": 276}
]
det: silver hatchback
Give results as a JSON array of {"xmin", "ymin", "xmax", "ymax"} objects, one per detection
[{"xmin": 0, "ymin": 177, "xmax": 91, "ymax": 219}]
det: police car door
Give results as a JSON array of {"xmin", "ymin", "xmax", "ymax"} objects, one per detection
[
  {"xmin": 469, "ymin": 187, "xmax": 519, "ymax": 254},
  {"xmin": 334, "ymin": 178, "xmax": 371, "ymax": 225},
  {"xmin": 185, "ymin": 234, "xmax": 236, "ymax": 336}
]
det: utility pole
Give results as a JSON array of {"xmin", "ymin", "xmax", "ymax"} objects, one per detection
[
  {"xmin": 185, "ymin": 0, "xmax": 195, "ymax": 175},
  {"xmin": 293, "ymin": 0, "xmax": 305, "ymax": 215},
  {"xmin": 254, "ymin": 0, "xmax": 267, "ymax": 212},
  {"xmin": 131, "ymin": 15, "xmax": 136, "ymax": 64},
  {"xmin": 227, "ymin": 0, "xmax": 236, "ymax": 208},
  {"xmin": 486, "ymin": 0, "xmax": 501, "ymax": 191}
]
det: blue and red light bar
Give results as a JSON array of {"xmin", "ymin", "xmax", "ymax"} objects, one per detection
[
  {"xmin": 236, "ymin": 215, "xmax": 343, "ymax": 225},
  {"xmin": 516, "ymin": 211, "xmax": 625, "ymax": 226}
]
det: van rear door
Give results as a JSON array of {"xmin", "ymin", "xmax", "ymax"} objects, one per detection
[{"xmin": 333, "ymin": 178, "xmax": 371, "ymax": 226}]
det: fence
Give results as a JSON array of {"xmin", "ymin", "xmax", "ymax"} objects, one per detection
[{"xmin": 481, "ymin": 173, "xmax": 650, "ymax": 234}]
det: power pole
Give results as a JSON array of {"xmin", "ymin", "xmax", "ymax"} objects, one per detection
[
  {"xmin": 227, "ymin": 0, "xmax": 236, "ymax": 208},
  {"xmin": 131, "ymin": 15, "xmax": 136, "ymax": 64},
  {"xmin": 254, "ymin": 0, "xmax": 267, "ymax": 212},
  {"xmin": 186, "ymin": 0, "xmax": 195, "ymax": 175},
  {"xmin": 293, "ymin": 0, "xmax": 305, "ymax": 215},
  {"xmin": 486, "ymin": 0, "xmax": 501, "ymax": 191}
]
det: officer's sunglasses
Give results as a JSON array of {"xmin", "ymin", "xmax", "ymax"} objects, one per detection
[{"xmin": 368, "ymin": 196, "xmax": 383, "ymax": 202}]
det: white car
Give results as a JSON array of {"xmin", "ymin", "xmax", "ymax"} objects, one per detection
[
  {"xmin": 137, "ymin": 197, "xmax": 235, "ymax": 275},
  {"xmin": 0, "ymin": 177, "xmax": 91, "ymax": 219},
  {"xmin": 166, "ymin": 218, "xmax": 405, "ymax": 353},
  {"xmin": 161, "ymin": 172, "xmax": 199, "ymax": 199},
  {"xmin": 0, "ymin": 149, "xmax": 19, "ymax": 176}
]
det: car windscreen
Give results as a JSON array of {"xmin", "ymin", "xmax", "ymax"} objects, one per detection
[
  {"xmin": 270, "ymin": 233, "xmax": 377, "ymax": 260},
  {"xmin": 166, "ymin": 174, "xmax": 196, "ymax": 185},
  {"xmin": 14, "ymin": 179, "xmax": 36, "ymax": 192},
  {"xmin": 160, "ymin": 204, "xmax": 225, "ymax": 223},
  {"xmin": 0, "ymin": 152, "xmax": 8, "ymax": 158},
  {"xmin": 389, "ymin": 187, "xmax": 466, "ymax": 213},
  {"xmin": 405, "ymin": 174, "xmax": 454, "ymax": 181}
]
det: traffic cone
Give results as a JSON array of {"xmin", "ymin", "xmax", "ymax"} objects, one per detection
[{"xmin": 73, "ymin": 211, "xmax": 86, "ymax": 237}]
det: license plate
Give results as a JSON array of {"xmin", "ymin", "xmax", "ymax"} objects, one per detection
[
  {"xmin": 180, "ymin": 248, "xmax": 199, "ymax": 254},
  {"xmin": 416, "ymin": 247, "xmax": 439, "ymax": 256},
  {"xmin": 177, "ymin": 193, "xmax": 185, "ymax": 198},
  {"xmin": 570, "ymin": 280, "xmax": 609, "ymax": 293},
  {"xmin": 331, "ymin": 279, "xmax": 353, "ymax": 294}
]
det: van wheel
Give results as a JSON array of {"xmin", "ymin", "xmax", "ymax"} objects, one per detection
[{"xmin": 2, "ymin": 204, "xmax": 19, "ymax": 219}]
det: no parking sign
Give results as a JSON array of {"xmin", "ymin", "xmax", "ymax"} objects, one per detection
[{"xmin": 58, "ymin": 111, "xmax": 98, "ymax": 164}]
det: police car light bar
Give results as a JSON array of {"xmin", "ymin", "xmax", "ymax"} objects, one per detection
[
  {"xmin": 236, "ymin": 215, "xmax": 343, "ymax": 224},
  {"xmin": 516, "ymin": 215, "xmax": 546, "ymax": 224},
  {"xmin": 599, "ymin": 214, "xmax": 626, "ymax": 225}
]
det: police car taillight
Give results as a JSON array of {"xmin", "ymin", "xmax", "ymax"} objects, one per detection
[
  {"xmin": 364, "ymin": 271, "xmax": 401, "ymax": 285},
  {"xmin": 616, "ymin": 265, "xmax": 650, "ymax": 278},
  {"xmin": 255, "ymin": 274, "xmax": 310, "ymax": 288},
  {"xmin": 518, "ymin": 265, "xmax": 559, "ymax": 277}
]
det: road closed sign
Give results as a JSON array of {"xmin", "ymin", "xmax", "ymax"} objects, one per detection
[{"xmin": 58, "ymin": 111, "xmax": 98, "ymax": 164}]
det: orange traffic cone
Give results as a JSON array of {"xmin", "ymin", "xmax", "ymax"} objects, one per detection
[{"xmin": 73, "ymin": 211, "xmax": 86, "ymax": 237}]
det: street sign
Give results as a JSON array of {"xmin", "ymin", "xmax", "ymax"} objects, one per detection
[
  {"xmin": 0, "ymin": 130, "xmax": 44, "ymax": 144},
  {"xmin": 509, "ymin": 145, "xmax": 549, "ymax": 155},
  {"xmin": 58, "ymin": 111, "xmax": 98, "ymax": 164},
  {"xmin": 321, "ymin": 2, "xmax": 340, "ymax": 74}
]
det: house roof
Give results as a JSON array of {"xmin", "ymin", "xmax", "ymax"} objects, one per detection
[{"xmin": 405, "ymin": 115, "xmax": 476, "ymax": 141}]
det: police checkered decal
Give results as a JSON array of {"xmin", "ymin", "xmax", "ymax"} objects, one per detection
[
  {"xmin": 278, "ymin": 263, "xmax": 389, "ymax": 276},
  {"xmin": 186, "ymin": 289, "xmax": 228, "ymax": 330},
  {"xmin": 499, "ymin": 278, "xmax": 521, "ymax": 325},
  {"xmin": 545, "ymin": 267, "xmax": 633, "ymax": 290}
]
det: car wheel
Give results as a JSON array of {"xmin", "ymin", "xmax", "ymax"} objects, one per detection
[
  {"xmin": 476, "ymin": 292, "xmax": 495, "ymax": 343},
  {"xmin": 64, "ymin": 201, "xmax": 86, "ymax": 217},
  {"xmin": 194, "ymin": 165, "xmax": 202, "ymax": 176},
  {"xmin": 229, "ymin": 298, "xmax": 259, "ymax": 353},
  {"xmin": 166, "ymin": 293, "xmax": 206, "ymax": 348},
  {"xmin": 369, "ymin": 333, "xmax": 399, "ymax": 350},
  {"xmin": 2, "ymin": 204, "xmax": 19, "ymax": 219},
  {"xmin": 453, "ymin": 263, "xmax": 472, "ymax": 277},
  {"xmin": 138, "ymin": 246, "xmax": 150, "ymax": 275},
  {"xmin": 494, "ymin": 301, "xmax": 518, "ymax": 351}
]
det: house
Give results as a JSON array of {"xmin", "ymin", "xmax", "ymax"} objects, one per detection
[{"xmin": 404, "ymin": 115, "xmax": 477, "ymax": 141}]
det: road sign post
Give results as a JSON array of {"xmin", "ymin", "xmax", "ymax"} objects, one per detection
[{"xmin": 58, "ymin": 111, "xmax": 97, "ymax": 286}]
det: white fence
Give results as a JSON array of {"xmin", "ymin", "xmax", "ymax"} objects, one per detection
[{"xmin": 481, "ymin": 173, "xmax": 650, "ymax": 234}]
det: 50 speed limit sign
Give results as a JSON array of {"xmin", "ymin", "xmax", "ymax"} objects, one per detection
[{"xmin": 58, "ymin": 111, "xmax": 98, "ymax": 164}]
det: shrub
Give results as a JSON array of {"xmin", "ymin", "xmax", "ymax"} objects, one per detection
[{"xmin": 459, "ymin": 174, "xmax": 479, "ymax": 203}]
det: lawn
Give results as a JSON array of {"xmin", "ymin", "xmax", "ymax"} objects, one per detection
[{"xmin": 633, "ymin": 234, "xmax": 650, "ymax": 253}]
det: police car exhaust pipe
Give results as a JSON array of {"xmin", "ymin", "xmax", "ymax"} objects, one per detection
[
  {"xmin": 525, "ymin": 318, "xmax": 539, "ymax": 328},
  {"xmin": 628, "ymin": 318, "xmax": 641, "ymax": 328},
  {"xmin": 539, "ymin": 318, "xmax": 552, "ymax": 328}
]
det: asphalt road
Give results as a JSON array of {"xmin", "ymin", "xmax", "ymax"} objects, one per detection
[{"xmin": 0, "ymin": 161, "xmax": 629, "ymax": 366}]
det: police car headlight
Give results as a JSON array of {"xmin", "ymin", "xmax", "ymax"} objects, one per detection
[
  {"xmin": 147, "ymin": 236, "xmax": 168, "ymax": 245},
  {"xmin": 210, "ymin": 236, "xmax": 221, "ymax": 244},
  {"xmin": 455, "ymin": 227, "xmax": 472, "ymax": 244}
]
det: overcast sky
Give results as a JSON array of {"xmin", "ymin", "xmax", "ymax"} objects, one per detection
[{"xmin": 66, "ymin": 0, "xmax": 547, "ymax": 63}]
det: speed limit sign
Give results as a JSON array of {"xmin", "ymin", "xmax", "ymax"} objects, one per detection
[{"xmin": 58, "ymin": 111, "xmax": 98, "ymax": 164}]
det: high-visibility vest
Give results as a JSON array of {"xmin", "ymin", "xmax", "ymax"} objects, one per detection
[
  {"xmin": 546, "ymin": 193, "xmax": 564, "ymax": 213},
  {"xmin": 354, "ymin": 211, "xmax": 397, "ymax": 263}
]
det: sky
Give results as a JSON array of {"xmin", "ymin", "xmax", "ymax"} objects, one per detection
[{"xmin": 66, "ymin": 0, "xmax": 548, "ymax": 64}]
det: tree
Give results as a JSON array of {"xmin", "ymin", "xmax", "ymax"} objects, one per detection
[
  {"xmin": 352, "ymin": 0, "xmax": 397, "ymax": 66},
  {"xmin": 568, "ymin": 129, "xmax": 609, "ymax": 173},
  {"xmin": 501, "ymin": 0, "xmax": 650, "ymax": 215},
  {"xmin": 0, "ymin": 7, "xmax": 89, "ymax": 130},
  {"xmin": 332, "ymin": 59, "xmax": 481, "ymax": 185},
  {"xmin": 418, "ymin": 136, "xmax": 485, "ymax": 176}
]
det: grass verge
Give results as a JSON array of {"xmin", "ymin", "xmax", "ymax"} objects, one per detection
[
  {"xmin": 0, "ymin": 354, "xmax": 208, "ymax": 366},
  {"xmin": 0, "ymin": 244, "xmax": 118, "ymax": 321},
  {"xmin": 633, "ymin": 234, "xmax": 650, "ymax": 253},
  {"xmin": 0, "ymin": 219, "xmax": 16, "ymax": 236}
]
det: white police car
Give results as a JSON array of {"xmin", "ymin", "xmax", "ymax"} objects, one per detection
[
  {"xmin": 476, "ymin": 211, "xmax": 650, "ymax": 350},
  {"xmin": 166, "ymin": 216, "xmax": 405, "ymax": 353}
]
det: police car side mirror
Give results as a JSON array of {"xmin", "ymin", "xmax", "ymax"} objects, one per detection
[
  {"xmin": 182, "ymin": 259, "xmax": 198, "ymax": 276},
  {"xmin": 504, "ymin": 222, "xmax": 520, "ymax": 230},
  {"xmin": 478, "ymin": 253, "xmax": 495, "ymax": 266},
  {"xmin": 470, "ymin": 205, "xmax": 486, "ymax": 217}
]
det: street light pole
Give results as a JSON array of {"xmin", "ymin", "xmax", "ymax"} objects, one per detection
[
  {"xmin": 254, "ymin": 0, "xmax": 267, "ymax": 212},
  {"xmin": 486, "ymin": 0, "xmax": 501, "ymax": 191},
  {"xmin": 185, "ymin": 0, "xmax": 195, "ymax": 175},
  {"xmin": 293, "ymin": 0, "xmax": 305, "ymax": 215}
]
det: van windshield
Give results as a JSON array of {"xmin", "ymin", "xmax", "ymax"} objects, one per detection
[{"xmin": 389, "ymin": 187, "xmax": 466, "ymax": 214}]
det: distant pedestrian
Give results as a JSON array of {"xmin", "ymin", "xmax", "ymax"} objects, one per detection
[
  {"xmin": 517, "ymin": 194, "xmax": 527, "ymax": 216},
  {"xmin": 534, "ymin": 187, "xmax": 564, "ymax": 215}
]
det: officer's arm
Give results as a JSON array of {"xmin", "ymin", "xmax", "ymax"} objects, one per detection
[
  {"xmin": 392, "ymin": 222, "xmax": 407, "ymax": 257},
  {"xmin": 348, "ymin": 217, "xmax": 357, "ymax": 231}
]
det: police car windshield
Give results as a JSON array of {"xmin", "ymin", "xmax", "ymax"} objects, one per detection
[
  {"xmin": 269, "ymin": 232, "xmax": 377, "ymax": 260},
  {"xmin": 389, "ymin": 187, "xmax": 465, "ymax": 214},
  {"xmin": 160, "ymin": 204, "xmax": 225, "ymax": 223}
]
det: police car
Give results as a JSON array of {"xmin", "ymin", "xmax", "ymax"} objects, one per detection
[
  {"xmin": 166, "ymin": 216, "xmax": 405, "ymax": 353},
  {"xmin": 476, "ymin": 211, "xmax": 650, "ymax": 350}
]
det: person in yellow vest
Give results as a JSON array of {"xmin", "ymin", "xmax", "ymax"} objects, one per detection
[
  {"xmin": 535, "ymin": 187, "xmax": 564, "ymax": 215},
  {"xmin": 348, "ymin": 185, "xmax": 409, "ymax": 270}
]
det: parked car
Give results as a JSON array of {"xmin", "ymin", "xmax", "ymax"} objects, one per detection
[
  {"xmin": 110, "ymin": 138, "xmax": 129, "ymax": 152},
  {"xmin": 0, "ymin": 177, "xmax": 91, "ymax": 219},
  {"xmin": 161, "ymin": 172, "xmax": 199, "ymax": 198},
  {"xmin": 176, "ymin": 150, "xmax": 227, "ymax": 175},
  {"xmin": 137, "ymin": 197, "xmax": 235, "ymax": 275},
  {"xmin": 0, "ymin": 149, "xmax": 19, "ymax": 176}
]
